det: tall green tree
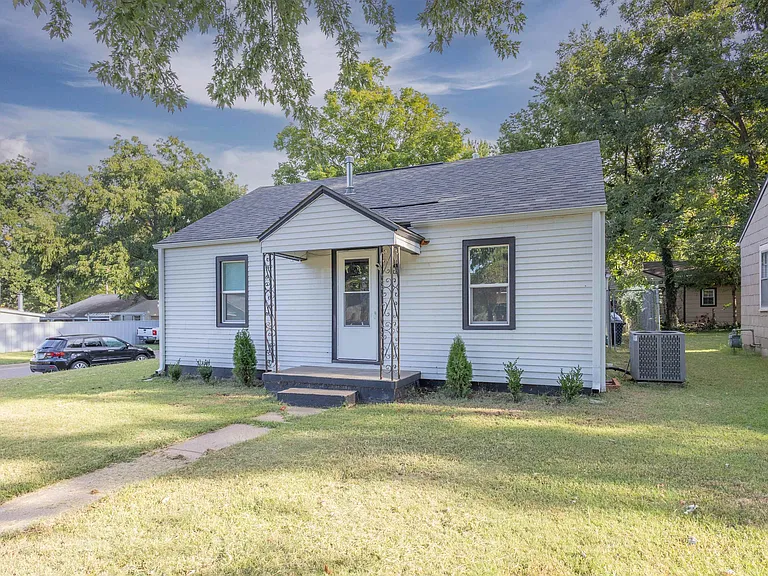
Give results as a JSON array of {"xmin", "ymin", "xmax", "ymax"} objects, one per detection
[
  {"xmin": 273, "ymin": 58, "xmax": 491, "ymax": 184},
  {"xmin": 499, "ymin": 0, "xmax": 768, "ymax": 326},
  {"xmin": 0, "ymin": 158, "xmax": 80, "ymax": 311},
  {"xmin": 67, "ymin": 137, "xmax": 244, "ymax": 299},
  {"xmin": 14, "ymin": 0, "xmax": 526, "ymax": 119}
]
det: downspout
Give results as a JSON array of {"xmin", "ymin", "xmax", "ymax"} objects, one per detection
[{"xmin": 156, "ymin": 246, "xmax": 166, "ymax": 375}]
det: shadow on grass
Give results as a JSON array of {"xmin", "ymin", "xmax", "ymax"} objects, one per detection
[{"xmin": 172, "ymin": 401, "xmax": 768, "ymax": 529}]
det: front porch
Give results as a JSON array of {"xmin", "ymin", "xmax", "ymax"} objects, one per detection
[
  {"xmin": 257, "ymin": 185, "xmax": 426, "ymax": 403},
  {"xmin": 262, "ymin": 366, "xmax": 421, "ymax": 403}
]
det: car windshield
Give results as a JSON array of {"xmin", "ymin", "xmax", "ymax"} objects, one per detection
[{"xmin": 38, "ymin": 338, "xmax": 66, "ymax": 351}]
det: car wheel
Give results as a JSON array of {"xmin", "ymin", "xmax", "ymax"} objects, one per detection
[
  {"xmin": 70, "ymin": 360, "xmax": 89, "ymax": 370},
  {"xmin": 135, "ymin": 354, "xmax": 148, "ymax": 362}
]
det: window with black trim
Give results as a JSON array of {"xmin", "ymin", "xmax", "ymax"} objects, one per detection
[
  {"xmin": 216, "ymin": 255, "xmax": 248, "ymax": 327},
  {"xmin": 700, "ymin": 287, "xmax": 716, "ymax": 307},
  {"xmin": 462, "ymin": 237, "xmax": 515, "ymax": 330}
]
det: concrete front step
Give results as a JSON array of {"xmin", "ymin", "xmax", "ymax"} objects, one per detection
[{"xmin": 277, "ymin": 387, "xmax": 357, "ymax": 408}]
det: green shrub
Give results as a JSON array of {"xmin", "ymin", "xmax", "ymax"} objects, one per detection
[
  {"xmin": 445, "ymin": 335, "xmax": 473, "ymax": 398},
  {"xmin": 168, "ymin": 360, "xmax": 182, "ymax": 382},
  {"xmin": 233, "ymin": 329, "xmax": 258, "ymax": 386},
  {"xmin": 558, "ymin": 365, "xmax": 584, "ymax": 402},
  {"xmin": 197, "ymin": 359, "xmax": 213, "ymax": 383},
  {"xmin": 504, "ymin": 358, "xmax": 525, "ymax": 402}
]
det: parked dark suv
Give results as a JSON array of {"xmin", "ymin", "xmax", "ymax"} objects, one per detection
[{"xmin": 29, "ymin": 334, "xmax": 155, "ymax": 373}]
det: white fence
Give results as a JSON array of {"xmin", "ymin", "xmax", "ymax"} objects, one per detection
[{"xmin": 0, "ymin": 320, "xmax": 159, "ymax": 353}]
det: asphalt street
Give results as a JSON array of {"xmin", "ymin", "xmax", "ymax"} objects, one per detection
[{"xmin": 0, "ymin": 363, "xmax": 35, "ymax": 380}]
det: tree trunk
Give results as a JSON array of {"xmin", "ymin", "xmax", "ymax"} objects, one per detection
[
  {"xmin": 660, "ymin": 241, "xmax": 678, "ymax": 329},
  {"xmin": 732, "ymin": 285, "xmax": 737, "ymax": 326}
]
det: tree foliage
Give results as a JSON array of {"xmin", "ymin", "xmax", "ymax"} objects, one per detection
[
  {"xmin": 0, "ymin": 137, "xmax": 243, "ymax": 312},
  {"xmin": 0, "ymin": 159, "xmax": 84, "ymax": 310},
  {"xmin": 273, "ymin": 59, "xmax": 492, "ymax": 184},
  {"xmin": 499, "ymin": 0, "xmax": 768, "ymax": 325},
  {"xmin": 67, "ymin": 137, "xmax": 244, "ymax": 298},
  {"xmin": 15, "ymin": 0, "xmax": 526, "ymax": 120}
]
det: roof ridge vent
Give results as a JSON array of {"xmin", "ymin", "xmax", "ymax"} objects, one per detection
[{"xmin": 345, "ymin": 155, "xmax": 355, "ymax": 194}]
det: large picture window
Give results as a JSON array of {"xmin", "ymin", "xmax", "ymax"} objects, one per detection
[
  {"xmin": 462, "ymin": 237, "xmax": 515, "ymax": 330},
  {"xmin": 216, "ymin": 255, "xmax": 248, "ymax": 327},
  {"xmin": 761, "ymin": 247, "xmax": 768, "ymax": 311}
]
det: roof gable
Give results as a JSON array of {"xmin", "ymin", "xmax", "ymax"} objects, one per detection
[{"xmin": 259, "ymin": 186, "xmax": 423, "ymax": 253}]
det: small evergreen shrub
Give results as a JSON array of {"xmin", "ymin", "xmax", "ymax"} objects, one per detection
[
  {"xmin": 168, "ymin": 360, "xmax": 182, "ymax": 382},
  {"xmin": 445, "ymin": 335, "xmax": 473, "ymax": 398},
  {"xmin": 197, "ymin": 359, "xmax": 213, "ymax": 383},
  {"xmin": 558, "ymin": 365, "xmax": 584, "ymax": 402},
  {"xmin": 233, "ymin": 329, "xmax": 258, "ymax": 386},
  {"xmin": 504, "ymin": 358, "xmax": 525, "ymax": 402}
]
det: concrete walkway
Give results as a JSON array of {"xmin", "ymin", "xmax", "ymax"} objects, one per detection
[{"xmin": 0, "ymin": 408, "xmax": 324, "ymax": 534}]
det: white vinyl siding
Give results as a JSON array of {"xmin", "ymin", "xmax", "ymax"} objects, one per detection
[
  {"xmin": 761, "ymin": 249, "xmax": 768, "ymax": 310},
  {"xmin": 261, "ymin": 193, "xmax": 395, "ymax": 253},
  {"xmin": 161, "ymin": 210, "xmax": 604, "ymax": 386},
  {"xmin": 164, "ymin": 242, "xmax": 264, "ymax": 369},
  {"xmin": 740, "ymin": 177, "xmax": 768, "ymax": 354},
  {"xmin": 397, "ymin": 212, "xmax": 597, "ymax": 387}
]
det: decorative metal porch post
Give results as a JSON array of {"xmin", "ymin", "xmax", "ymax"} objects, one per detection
[
  {"xmin": 379, "ymin": 245, "xmax": 401, "ymax": 380},
  {"xmin": 263, "ymin": 252, "xmax": 278, "ymax": 372}
]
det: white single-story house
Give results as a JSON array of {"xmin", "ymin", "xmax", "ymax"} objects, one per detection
[
  {"xmin": 738, "ymin": 175, "xmax": 768, "ymax": 356},
  {"xmin": 155, "ymin": 141, "xmax": 607, "ymax": 400}
]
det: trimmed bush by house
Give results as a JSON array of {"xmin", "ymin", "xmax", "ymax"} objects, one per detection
[
  {"xmin": 169, "ymin": 360, "xmax": 182, "ymax": 382},
  {"xmin": 445, "ymin": 335, "xmax": 473, "ymax": 398},
  {"xmin": 197, "ymin": 359, "xmax": 213, "ymax": 383},
  {"xmin": 504, "ymin": 358, "xmax": 524, "ymax": 402},
  {"xmin": 558, "ymin": 365, "xmax": 584, "ymax": 402},
  {"xmin": 233, "ymin": 329, "xmax": 258, "ymax": 386}
]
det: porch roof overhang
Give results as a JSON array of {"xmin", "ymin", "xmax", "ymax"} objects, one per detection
[{"xmin": 258, "ymin": 185, "xmax": 425, "ymax": 255}]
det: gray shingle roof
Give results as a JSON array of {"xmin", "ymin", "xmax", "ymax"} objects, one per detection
[{"xmin": 158, "ymin": 140, "xmax": 606, "ymax": 245}]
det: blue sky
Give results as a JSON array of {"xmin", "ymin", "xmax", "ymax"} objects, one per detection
[{"xmin": 0, "ymin": 1, "xmax": 616, "ymax": 189}]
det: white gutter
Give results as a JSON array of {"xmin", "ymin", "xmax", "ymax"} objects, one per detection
[
  {"xmin": 156, "ymin": 246, "xmax": 166, "ymax": 375},
  {"xmin": 153, "ymin": 236, "xmax": 261, "ymax": 250}
]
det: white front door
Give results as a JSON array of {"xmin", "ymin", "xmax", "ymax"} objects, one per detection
[{"xmin": 336, "ymin": 249, "xmax": 378, "ymax": 362}]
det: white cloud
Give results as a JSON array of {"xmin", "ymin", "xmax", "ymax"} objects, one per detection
[
  {"xmin": 208, "ymin": 148, "xmax": 287, "ymax": 189},
  {"xmin": 0, "ymin": 136, "xmax": 34, "ymax": 161},
  {"xmin": 0, "ymin": 102, "xmax": 281, "ymax": 187},
  {"xmin": 0, "ymin": 103, "xmax": 165, "ymax": 174}
]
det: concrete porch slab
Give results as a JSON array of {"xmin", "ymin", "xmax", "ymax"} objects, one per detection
[{"xmin": 263, "ymin": 366, "xmax": 420, "ymax": 403}]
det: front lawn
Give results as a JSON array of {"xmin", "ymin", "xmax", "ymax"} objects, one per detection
[
  {"xmin": 0, "ymin": 351, "xmax": 33, "ymax": 365},
  {"xmin": 0, "ymin": 361, "xmax": 276, "ymax": 504},
  {"xmin": 1, "ymin": 333, "xmax": 766, "ymax": 575}
]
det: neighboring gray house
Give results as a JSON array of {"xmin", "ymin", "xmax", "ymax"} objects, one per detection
[
  {"xmin": 44, "ymin": 294, "xmax": 159, "ymax": 322},
  {"xmin": 739, "ymin": 176, "xmax": 768, "ymax": 356},
  {"xmin": 155, "ymin": 142, "xmax": 608, "ymax": 400}
]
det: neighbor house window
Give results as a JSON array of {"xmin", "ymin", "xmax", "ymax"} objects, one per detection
[
  {"xmin": 216, "ymin": 255, "xmax": 248, "ymax": 327},
  {"xmin": 761, "ymin": 247, "xmax": 768, "ymax": 310},
  {"xmin": 700, "ymin": 288, "xmax": 716, "ymax": 307},
  {"xmin": 462, "ymin": 237, "xmax": 515, "ymax": 330}
]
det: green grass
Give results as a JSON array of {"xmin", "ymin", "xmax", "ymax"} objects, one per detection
[
  {"xmin": 0, "ymin": 361, "xmax": 276, "ymax": 504},
  {"xmin": 0, "ymin": 351, "xmax": 33, "ymax": 365},
  {"xmin": 1, "ymin": 333, "xmax": 767, "ymax": 575}
]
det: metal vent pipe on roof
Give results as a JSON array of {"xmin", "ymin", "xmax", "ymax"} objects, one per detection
[{"xmin": 345, "ymin": 155, "xmax": 355, "ymax": 194}]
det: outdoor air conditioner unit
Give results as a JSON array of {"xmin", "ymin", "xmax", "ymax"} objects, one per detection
[{"xmin": 629, "ymin": 331, "xmax": 686, "ymax": 383}]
